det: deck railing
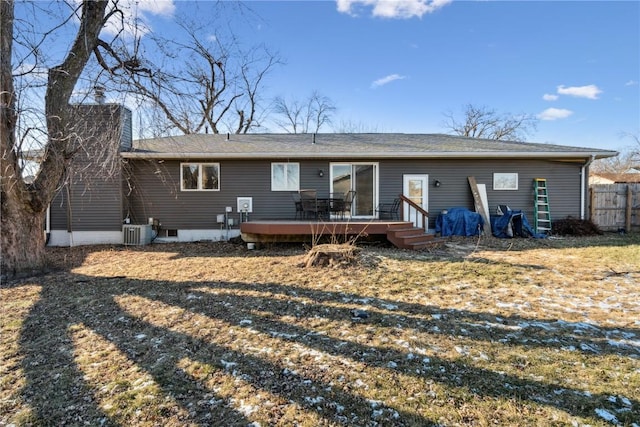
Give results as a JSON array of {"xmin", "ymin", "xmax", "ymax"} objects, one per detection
[{"xmin": 398, "ymin": 194, "xmax": 429, "ymax": 230}]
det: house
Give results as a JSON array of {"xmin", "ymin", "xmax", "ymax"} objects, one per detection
[
  {"xmin": 589, "ymin": 169, "xmax": 640, "ymax": 184},
  {"xmin": 47, "ymin": 104, "xmax": 618, "ymax": 246}
]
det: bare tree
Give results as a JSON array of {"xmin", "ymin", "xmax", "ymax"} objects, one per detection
[
  {"xmin": 443, "ymin": 104, "xmax": 538, "ymax": 142},
  {"xmin": 98, "ymin": 18, "xmax": 281, "ymax": 136},
  {"xmin": 591, "ymin": 131, "xmax": 640, "ymax": 176},
  {"xmin": 272, "ymin": 91, "xmax": 336, "ymax": 134},
  {"xmin": 624, "ymin": 131, "xmax": 640, "ymax": 169},
  {"xmin": 0, "ymin": 0, "xmax": 141, "ymax": 278},
  {"xmin": 333, "ymin": 119, "xmax": 382, "ymax": 133}
]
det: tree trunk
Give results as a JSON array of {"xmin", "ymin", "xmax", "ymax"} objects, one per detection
[
  {"xmin": 1, "ymin": 0, "xmax": 108, "ymax": 279},
  {"xmin": 1, "ymin": 189, "xmax": 46, "ymax": 280}
]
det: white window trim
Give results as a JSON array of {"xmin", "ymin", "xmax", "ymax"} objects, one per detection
[
  {"xmin": 493, "ymin": 172, "xmax": 519, "ymax": 190},
  {"xmin": 271, "ymin": 162, "xmax": 300, "ymax": 191},
  {"xmin": 180, "ymin": 162, "xmax": 220, "ymax": 191}
]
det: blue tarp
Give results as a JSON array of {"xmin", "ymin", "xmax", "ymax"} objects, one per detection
[
  {"xmin": 491, "ymin": 208, "xmax": 547, "ymax": 239},
  {"xmin": 436, "ymin": 207, "xmax": 484, "ymax": 237}
]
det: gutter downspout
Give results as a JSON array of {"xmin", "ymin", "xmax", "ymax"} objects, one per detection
[{"xmin": 580, "ymin": 155, "xmax": 596, "ymax": 220}]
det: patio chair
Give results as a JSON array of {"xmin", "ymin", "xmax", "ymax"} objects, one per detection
[
  {"xmin": 341, "ymin": 190, "xmax": 355, "ymax": 218},
  {"xmin": 328, "ymin": 192, "xmax": 346, "ymax": 219},
  {"xmin": 376, "ymin": 198, "xmax": 400, "ymax": 220},
  {"xmin": 292, "ymin": 193, "xmax": 304, "ymax": 220},
  {"xmin": 299, "ymin": 189, "xmax": 319, "ymax": 219}
]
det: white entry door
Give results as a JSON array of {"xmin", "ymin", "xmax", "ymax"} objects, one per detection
[{"xmin": 403, "ymin": 174, "xmax": 428, "ymax": 228}]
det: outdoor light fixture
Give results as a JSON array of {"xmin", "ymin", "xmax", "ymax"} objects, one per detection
[
  {"xmin": 434, "ymin": 179, "xmax": 441, "ymax": 187},
  {"xmin": 318, "ymin": 169, "xmax": 324, "ymax": 177}
]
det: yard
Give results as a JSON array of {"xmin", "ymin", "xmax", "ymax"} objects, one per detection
[{"xmin": 1, "ymin": 234, "xmax": 639, "ymax": 426}]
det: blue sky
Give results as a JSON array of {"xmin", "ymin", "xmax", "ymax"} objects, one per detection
[
  {"xmin": 231, "ymin": 1, "xmax": 639, "ymax": 151},
  {"xmin": 15, "ymin": 0, "xmax": 640, "ymax": 151}
]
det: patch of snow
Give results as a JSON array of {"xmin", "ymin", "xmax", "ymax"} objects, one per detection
[
  {"xmin": 239, "ymin": 319, "xmax": 252, "ymax": 325},
  {"xmin": 220, "ymin": 359, "xmax": 237, "ymax": 370},
  {"xmin": 579, "ymin": 343, "xmax": 600, "ymax": 353},
  {"xmin": 269, "ymin": 331, "xmax": 298, "ymax": 339},
  {"xmin": 353, "ymin": 379, "xmax": 367, "ymax": 389},
  {"xmin": 482, "ymin": 322, "xmax": 522, "ymax": 331},
  {"xmin": 368, "ymin": 399, "xmax": 382, "ymax": 408},
  {"xmin": 607, "ymin": 339, "xmax": 640, "ymax": 351},
  {"xmin": 134, "ymin": 333, "xmax": 147, "ymax": 340},
  {"xmin": 455, "ymin": 346, "xmax": 470, "ymax": 356},
  {"xmin": 387, "ymin": 361, "xmax": 398, "ymax": 369},
  {"xmin": 594, "ymin": 408, "xmax": 618, "ymax": 424},
  {"xmin": 304, "ymin": 396, "xmax": 324, "ymax": 405},
  {"xmin": 518, "ymin": 321, "xmax": 556, "ymax": 331},
  {"xmin": 431, "ymin": 313, "xmax": 442, "ymax": 320},
  {"xmin": 186, "ymin": 293, "xmax": 201, "ymax": 300},
  {"xmin": 380, "ymin": 303, "xmax": 398, "ymax": 310},
  {"xmin": 556, "ymin": 320, "xmax": 601, "ymax": 332},
  {"xmin": 372, "ymin": 409, "xmax": 384, "ymax": 418},
  {"xmin": 234, "ymin": 400, "xmax": 258, "ymax": 417}
]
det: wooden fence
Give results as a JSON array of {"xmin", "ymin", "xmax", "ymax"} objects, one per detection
[{"xmin": 589, "ymin": 184, "xmax": 640, "ymax": 232}]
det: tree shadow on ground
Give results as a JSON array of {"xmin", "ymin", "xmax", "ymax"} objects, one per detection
[{"xmin": 10, "ymin": 271, "xmax": 639, "ymax": 426}]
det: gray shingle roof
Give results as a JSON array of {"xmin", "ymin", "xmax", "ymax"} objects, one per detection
[{"xmin": 122, "ymin": 133, "xmax": 617, "ymax": 160}]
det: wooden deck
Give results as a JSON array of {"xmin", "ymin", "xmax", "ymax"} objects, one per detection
[{"xmin": 240, "ymin": 220, "xmax": 414, "ymax": 243}]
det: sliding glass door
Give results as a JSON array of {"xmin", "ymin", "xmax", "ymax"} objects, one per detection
[{"xmin": 330, "ymin": 163, "xmax": 377, "ymax": 217}]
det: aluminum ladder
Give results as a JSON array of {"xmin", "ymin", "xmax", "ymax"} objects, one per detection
[{"xmin": 533, "ymin": 178, "xmax": 551, "ymax": 233}]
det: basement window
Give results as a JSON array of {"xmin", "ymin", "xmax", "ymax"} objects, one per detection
[{"xmin": 493, "ymin": 173, "xmax": 518, "ymax": 190}]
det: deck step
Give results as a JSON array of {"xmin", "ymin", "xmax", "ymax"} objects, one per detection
[{"xmin": 386, "ymin": 225, "xmax": 443, "ymax": 250}]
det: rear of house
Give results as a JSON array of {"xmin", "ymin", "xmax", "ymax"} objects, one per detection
[{"xmin": 47, "ymin": 105, "xmax": 617, "ymax": 246}]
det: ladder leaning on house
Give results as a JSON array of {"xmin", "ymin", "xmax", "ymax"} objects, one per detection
[{"xmin": 533, "ymin": 178, "xmax": 552, "ymax": 234}]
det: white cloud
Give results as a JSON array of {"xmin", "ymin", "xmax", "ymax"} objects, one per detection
[
  {"xmin": 337, "ymin": 0, "xmax": 452, "ymax": 18},
  {"xmin": 557, "ymin": 84, "xmax": 602, "ymax": 100},
  {"xmin": 137, "ymin": 0, "xmax": 175, "ymax": 17},
  {"xmin": 542, "ymin": 93, "xmax": 559, "ymax": 101},
  {"xmin": 625, "ymin": 80, "xmax": 638, "ymax": 86},
  {"xmin": 102, "ymin": 0, "xmax": 176, "ymax": 38},
  {"xmin": 537, "ymin": 108, "xmax": 573, "ymax": 121},
  {"xmin": 371, "ymin": 74, "xmax": 406, "ymax": 88}
]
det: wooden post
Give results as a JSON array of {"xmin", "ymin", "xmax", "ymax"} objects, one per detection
[
  {"xmin": 589, "ymin": 186, "xmax": 595, "ymax": 221},
  {"xmin": 626, "ymin": 184, "xmax": 632, "ymax": 232}
]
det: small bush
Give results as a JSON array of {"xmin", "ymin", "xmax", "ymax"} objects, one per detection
[{"xmin": 552, "ymin": 216, "xmax": 602, "ymax": 236}]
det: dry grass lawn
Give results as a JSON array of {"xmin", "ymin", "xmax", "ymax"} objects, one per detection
[{"xmin": 1, "ymin": 234, "xmax": 639, "ymax": 426}]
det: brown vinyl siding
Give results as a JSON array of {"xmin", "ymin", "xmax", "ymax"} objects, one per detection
[
  {"xmin": 126, "ymin": 157, "xmax": 585, "ymax": 230},
  {"xmin": 49, "ymin": 104, "xmax": 129, "ymax": 232},
  {"xmin": 126, "ymin": 159, "xmax": 333, "ymax": 227},
  {"xmin": 49, "ymin": 177, "xmax": 124, "ymax": 232},
  {"xmin": 377, "ymin": 159, "xmax": 584, "ymax": 228}
]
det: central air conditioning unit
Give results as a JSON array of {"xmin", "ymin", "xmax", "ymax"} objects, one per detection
[
  {"xmin": 237, "ymin": 197, "xmax": 253, "ymax": 213},
  {"xmin": 123, "ymin": 224, "xmax": 153, "ymax": 246}
]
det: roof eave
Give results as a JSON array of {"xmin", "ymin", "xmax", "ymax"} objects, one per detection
[{"xmin": 121, "ymin": 150, "xmax": 618, "ymax": 160}]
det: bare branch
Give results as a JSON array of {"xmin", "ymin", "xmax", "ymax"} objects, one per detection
[{"xmin": 442, "ymin": 104, "xmax": 537, "ymax": 142}]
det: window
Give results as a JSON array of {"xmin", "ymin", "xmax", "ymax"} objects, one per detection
[
  {"xmin": 271, "ymin": 162, "xmax": 299, "ymax": 191},
  {"xmin": 493, "ymin": 173, "xmax": 518, "ymax": 190},
  {"xmin": 181, "ymin": 163, "xmax": 220, "ymax": 191}
]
